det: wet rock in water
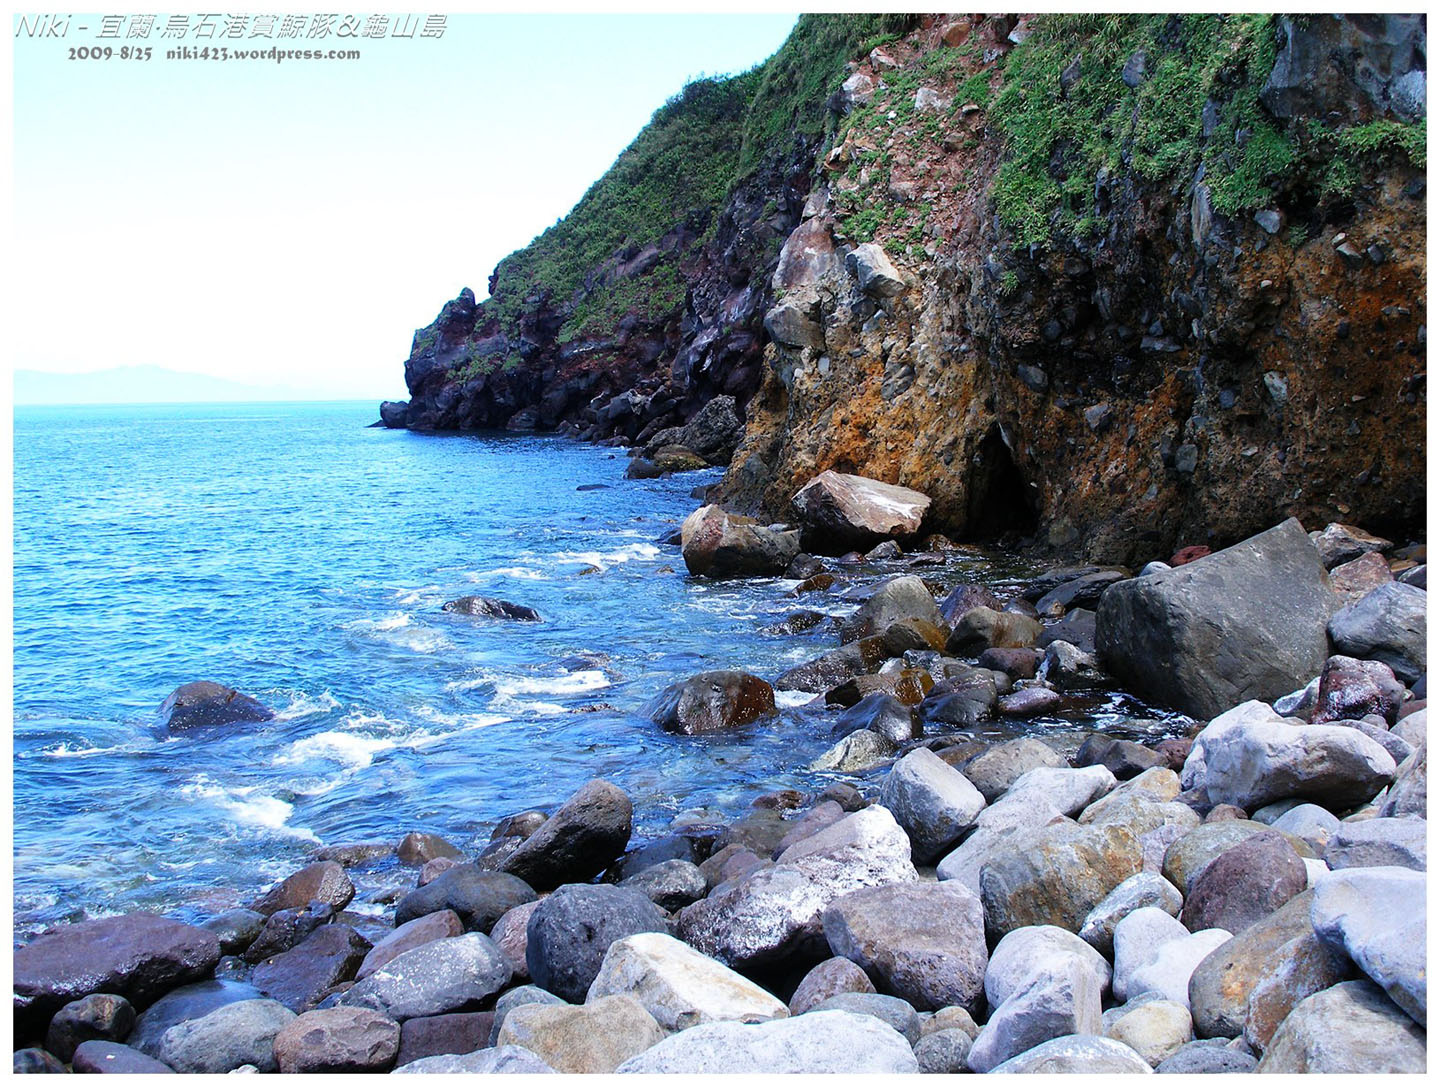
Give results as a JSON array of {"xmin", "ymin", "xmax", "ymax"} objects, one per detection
[
  {"xmin": 357, "ymin": 910, "xmax": 463, "ymax": 981},
  {"xmin": 790, "ymin": 470, "xmax": 930, "ymax": 554},
  {"xmin": 979, "ymin": 822, "xmax": 1143, "ymax": 941},
  {"xmin": 962, "ymin": 737, "xmax": 1068, "ymax": 803},
  {"xmin": 996, "ymin": 685, "xmax": 1064, "ymax": 716},
  {"xmin": 808, "ymin": 729, "xmax": 894, "ymax": 772},
  {"xmin": 312, "ymin": 841, "xmax": 395, "ymax": 867},
  {"xmin": 979, "ymin": 646, "xmax": 1041, "ymax": 679},
  {"xmin": 1075, "ymin": 735, "xmax": 1164, "ymax": 779},
  {"xmin": 587, "ymin": 931, "xmax": 788, "ymax": 1030},
  {"xmin": 615, "ymin": 1009, "xmax": 919, "ymax": 1073},
  {"xmin": 1310, "ymin": 866, "xmax": 1426, "ymax": 1026},
  {"xmin": 838, "ymin": 575, "xmax": 943, "ymax": 640},
  {"xmin": 1325, "ymin": 816, "xmax": 1427, "ymax": 871},
  {"xmin": 864, "ymin": 539, "xmax": 903, "ymax": 561},
  {"xmin": 242, "ymin": 902, "xmax": 335, "ymax": 964},
  {"xmin": 825, "ymin": 666, "xmax": 933, "ymax": 708},
  {"xmin": 940, "ymin": 583, "xmax": 1003, "ymax": 625},
  {"xmin": 774, "ymin": 636, "xmax": 889, "ymax": 693},
  {"xmin": 394, "ymin": 1011, "xmax": 493, "ymax": 1067},
  {"xmin": 1041, "ymin": 640, "xmax": 1107, "ymax": 690},
  {"xmin": 1257, "ymin": 980, "xmax": 1426, "ymax": 1072},
  {"xmin": 272, "ymin": 1005, "xmax": 401, "ymax": 1074},
  {"xmin": 251, "ymin": 924, "xmax": 372, "ymax": 1012},
  {"xmin": 676, "ymin": 806, "xmax": 917, "ymax": 971},
  {"xmin": 1097, "ymin": 519, "xmax": 1338, "ymax": 718},
  {"xmin": 1078, "ymin": 872, "xmax": 1184, "ymax": 958},
  {"xmin": 652, "ymin": 445, "xmax": 708, "ymax": 473},
  {"xmin": 881, "ymin": 616, "xmax": 949, "ymax": 654},
  {"xmin": 142, "ymin": 997, "xmax": 295, "ymax": 1073},
  {"xmin": 879, "ymin": 747, "xmax": 986, "ymax": 863},
  {"xmin": 44, "ymin": 993, "xmax": 136, "ymax": 1062},
  {"xmin": 393, "ymin": 865, "xmax": 536, "ymax": 932},
  {"xmin": 947, "ymin": 607, "xmax": 1044, "ymax": 653},
  {"xmin": 766, "ymin": 609, "xmax": 828, "ymax": 636},
  {"xmin": 1178, "ymin": 832, "xmax": 1307, "ymax": 935},
  {"xmin": 645, "ymin": 670, "xmax": 776, "ymax": 735},
  {"xmin": 70, "ymin": 1040, "xmax": 177, "ymax": 1074},
  {"xmin": 823, "ymin": 880, "xmax": 988, "ymax": 1013},
  {"xmin": 791, "ymin": 571, "xmax": 835, "ymax": 595},
  {"xmin": 788, "ymin": 956, "xmax": 876, "ymax": 1015},
  {"xmin": 620, "ymin": 858, "xmax": 708, "ymax": 911},
  {"xmin": 1328, "ymin": 581, "xmax": 1427, "ymax": 684},
  {"xmin": 338, "ymin": 933, "xmax": 512, "ymax": 1022},
  {"xmin": 13, "ymin": 913, "xmax": 221, "ymax": 1031},
  {"xmin": 496, "ymin": 994, "xmax": 665, "ymax": 1074},
  {"xmin": 442, "ymin": 595, "xmax": 542, "ymax": 621},
  {"xmin": 987, "ymin": 1033, "xmax": 1154, "ymax": 1073},
  {"xmin": 1034, "ymin": 570, "xmax": 1129, "ymax": 617},
  {"xmin": 525, "ymin": 884, "xmax": 668, "ymax": 1003},
  {"xmin": 501, "ymin": 779, "xmax": 633, "ymax": 891},
  {"xmin": 680, "ymin": 504, "xmax": 800, "ymax": 577},
  {"xmin": 624, "ymin": 457, "xmax": 663, "ymax": 479},
  {"xmin": 201, "ymin": 909, "xmax": 265, "ymax": 956},
  {"xmin": 250, "ymin": 860, "xmax": 355, "ymax": 916},
  {"xmin": 919, "ymin": 668, "xmax": 999, "ymax": 727},
  {"xmin": 159, "ymin": 680, "xmax": 274, "ymax": 731},
  {"xmin": 418, "ymin": 856, "xmax": 461, "ymax": 885},
  {"xmin": 1312, "ymin": 654, "xmax": 1406, "ymax": 724},
  {"xmin": 396, "ymin": 832, "xmax": 464, "ymax": 866},
  {"xmin": 833, "ymin": 691, "xmax": 916, "ymax": 744},
  {"xmin": 1310, "ymin": 522, "xmax": 1393, "ymax": 568}
]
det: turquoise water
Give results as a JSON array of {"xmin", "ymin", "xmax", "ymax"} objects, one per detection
[{"xmin": 12, "ymin": 402, "xmax": 1178, "ymax": 934}]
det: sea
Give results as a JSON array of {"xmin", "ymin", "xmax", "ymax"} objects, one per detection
[{"xmin": 11, "ymin": 401, "xmax": 1184, "ymax": 937}]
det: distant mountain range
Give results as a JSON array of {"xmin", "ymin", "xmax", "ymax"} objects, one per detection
[{"xmin": 13, "ymin": 366, "xmax": 350, "ymax": 405}]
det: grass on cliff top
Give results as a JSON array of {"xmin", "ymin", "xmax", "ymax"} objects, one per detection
[
  {"xmin": 480, "ymin": 14, "xmax": 917, "ymax": 342},
  {"xmin": 989, "ymin": 13, "xmax": 1426, "ymax": 247}
]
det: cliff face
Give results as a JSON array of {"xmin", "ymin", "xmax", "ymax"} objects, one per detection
[{"xmin": 389, "ymin": 13, "xmax": 1426, "ymax": 564}]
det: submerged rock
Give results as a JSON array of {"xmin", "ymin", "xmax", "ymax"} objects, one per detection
[
  {"xmin": 644, "ymin": 670, "xmax": 776, "ymax": 735},
  {"xmin": 159, "ymin": 680, "xmax": 274, "ymax": 731},
  {"xmin": 442, "ymin": 595, "xmax": 542, "ymax": 621}
]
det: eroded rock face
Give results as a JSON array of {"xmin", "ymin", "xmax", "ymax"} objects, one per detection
[{"xmin": 1096, "ymin": 519, "xmax": 1338, "ymax": 719}]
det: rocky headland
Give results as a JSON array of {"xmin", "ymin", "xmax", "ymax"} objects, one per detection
[{"xmin": 14, "ymin": 12, "xmax": 1428, "ymax": 1077}]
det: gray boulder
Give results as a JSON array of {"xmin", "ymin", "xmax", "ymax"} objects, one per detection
[
  {"xmin": 45, "ymin": 993, "xmax": 136, "ymax": 1062},
  {"xmin": 822, "ymin": 880, "xmax": 988, "ymax": 1013},
  {"xmin": 394, "ymin": 865, "xmax": 535, "ymax": 932},
  {"xmin": 962, "ymin": 737, "xmax": 1067, "ymax": 803},
  {"xmin": 525, "ymin": 884, "xmax": 668, "ymax": 1002},
  {"xmin": 70, "ymin": 1041, "xmax": 177, "ymax": 1074},
  {"xmin": 986, "ymin": 926, "xmax": 1112, "ymax": 1008},
  {"xmin": 807, "ymin": 729, "xmax": 895, "ymax": 772},
  {"xmin": 810, "ymin": 992, "xmax": 920, "ymax": 1043},
  {"xmin": 1079, "ymin": 872, "xmax": 1184, "ymax": 958},
  {"xmin": 619, "ymin": 858, "xmax": 708, "ymax": 911},
  {"xmin": 127, "ymin": 979, "xmax": 262, "ymax": 1058},
  {"xmin": 1194, "ymin": 718, "xmax": 1395, "ymax": 809},
  {"xmin": 1155, "ymin": 1039, "xmax": 1257, "ymax": 1073},
  {"xmin": 987, "ymin": 1033, "xmax": 1153, "ymax": 1073},
  {"xmin": 839, "ymin": 576, "xmax": 943, "ymax": 640},
  {"xmin": 251, "ymin": 923, "xmax": 372, "ymax": 1012},
  {"xmin": 393, "ymin": 1045, "xmax": 556, "ymax": 1073},
  {"xmin": 1378, "ymin": 737, "xmax": 1426, "ymax": 817},
  {"xmin": 788, "ymin": 956, "xmax": 876, "ymax": 1014},
  {"xmin": 834, "ymin": 692, "xmax": 918, "ymax": 745},
  {"xmin": 1310, "ymin": 866, "xmax": 1426, "ymax": 1025},
  {"xmin": 339, "ymin": 934, "xmax": 511, "ymax": 1021},
  {"xmin": 878, "ymin": 747, "xmax": 986, "ymax": 863},
  {"xmin": 1257, "ymin": 980, "xmax": 1426, "ymax": 1072},
  {"xmin": 1328, "ymin": 581, "xmax": 1427, "ymax": 684},
  {"xmin": 846, "ymin": 242, "xmax": 906, "ymax": 298},
  {"xmin": 359, "ymin": 911, "xmax": 464, "ymax": 981},
  {"xmin": 1325, "ymin": 816, "xmax": 1427, "ymax": 871},
  {"xmin": 614, "ymin": 1009, "xmax": 919, "ymax": 1073},
  {"xmin": 1096, "ymin": 518, "xmax": 1337, "ymax": 718},
  {"xmin": 142, "ymin": 998, "xmax": 295, "ymax": 1074}
]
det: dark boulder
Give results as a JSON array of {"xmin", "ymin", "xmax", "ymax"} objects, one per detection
[
  {"xmin": 679, "ymin": 505, "xmax": 800, "ymax": 577},
  {"xmin": 159, "ymin": 681, "xmax": 273, "ymax": 731},
  {"xmin": 525, "ymin": 884, "xmax": 668, "ymax": 1002},
  {"xmin": 833, "ymin": 691, "xmax": 917, "ymax": 745},
  {"xmin": 644, "ymin": 671, "xmax": 776, "ymax": 735},
  {"xmin": 1312, "ymin": 655, "xmax": 1406, "ymax": 724},
  {"xmin": 1097, "ymin": 519, "xmax": 1338, "ymax": 719},
  {"xmin": 71, "ymin": 1040, "xmax": 177, "ymax": 1074},
  {"xmin": 250, "ymin": 861, "xmax": 354, "ymax": 916},
  {"xmin": 44, "ymin": 993, "xmax": 136, "ymax": 1062},
  {"xmin": 378, "ymin": 401, "xmax": 409, "ymax": 428},
  {"xmin": 14, "ymin": 914, "xmax": 221, "ymax": 1031},
  {"xmin": 1178, "ymin": 832, "xmax": 1307, "ymax": 935},
  {"xmin": 394, "ymin": 866, "xmax": 537, "ymax": 932},
  {"xmin": 1075, "ymin": 735, "xmax": 1165, "ymax": 780},
  {"xmin": 251, "ymin": 924, "xmax": 372, "ymax": 1012},
  {"xmin": 394, "ymin": 1012, "xmax": 494, "ymax": 1067},
  {"xmin": 500, "ymin": 779, "xmax": 633, "ymax": 891},
  {"xmin": 442, "ymin": 596, "xmax": 541, "ymax": 622}
]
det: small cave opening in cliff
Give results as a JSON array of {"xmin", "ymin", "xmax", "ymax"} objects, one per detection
[{"xmin": 962, "ymin": 426, "xmax": 1039, "ymax": 541}]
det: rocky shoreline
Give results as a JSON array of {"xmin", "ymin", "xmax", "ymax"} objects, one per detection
[{"xmin": 11, "ymin": 473, "xmax": 1427, "ymax": 1074}]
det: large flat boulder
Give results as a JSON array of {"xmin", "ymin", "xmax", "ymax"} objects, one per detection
[
  {"xmin": 337, "ymin": 934, "xmax": 511, "ymax": 1022},
  {"xmin": 1310, "ymin": 866, "xmax": 1426, "ymax": 1026},
  {"xmin": 1193, "ymin": 718, "xmax": 1395, "ymax": 810},
  {"xmin": 790, "ymin": 470, "xmax": 930, "ymax": 552},
  {"xmin": 1096, "ymin": 519, "xmax": 1337, "ymax": 718},
  {"xmin": 14, "ymin": 914, "xmax": 221, "ymax": 1030}
]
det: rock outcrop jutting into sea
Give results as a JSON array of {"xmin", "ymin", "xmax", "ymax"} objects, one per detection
[{"xmin": 380, "ymin": 13, "xmax": 1426, "ymax": 566}]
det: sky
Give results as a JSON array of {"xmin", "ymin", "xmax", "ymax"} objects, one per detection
[{"xmin": 10, "ymin": 9, "xmax": 800, "ymax": 401}]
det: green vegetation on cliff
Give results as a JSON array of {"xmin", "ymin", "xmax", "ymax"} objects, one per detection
[{"xmin": 989, "ymin": 13, "xmax": 1426, "ymax": 246}]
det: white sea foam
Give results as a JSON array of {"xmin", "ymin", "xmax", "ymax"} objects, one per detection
[
  {"xmin": 180, "ymin": 776, "xmax": 317, "ymax": 841},
  {"xmin": 552, "ymin": 543, "xmax": 660, "ymax": 570},
  {"xmin": 774, "ymin": 690, "xmax": 816, "ymax": 709},
  {"xmin": 274, "ymin": 730, "xmax": 395, "ymax": 770},
  {"xmin": 493, "ymin": 669, "xmax": 609, "ymax": 699},
  {"xmin": 274, "ymin": 690, "xmax": 341, "ymax": 721},
  {"xmin": 30, "ymin": 741, "xmax": 128, "ymax": 759},
  {"xmin": 346, "ymin": 613, "xmax": 453, "ymax": 653}
]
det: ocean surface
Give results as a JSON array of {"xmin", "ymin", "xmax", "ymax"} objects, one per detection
[{"xmin": 12, "ymin": 401, "xmax": 1184, "ymax": 936}]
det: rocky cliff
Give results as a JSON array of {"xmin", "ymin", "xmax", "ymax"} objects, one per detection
[{"xmin": 386, "ymin": 13, "xmax": 1426, "ymax": 564}]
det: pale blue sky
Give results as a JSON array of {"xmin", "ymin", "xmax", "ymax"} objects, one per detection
[{"xmin": 12, "ymin": 12, "xmax": 800, "ymax": 399}]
